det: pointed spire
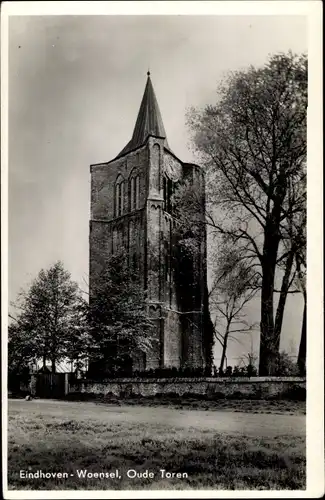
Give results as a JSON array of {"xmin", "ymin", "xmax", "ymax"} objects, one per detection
[{"xmin": 116, "ymin": 72, "xmax": 170, "ymax": 158}]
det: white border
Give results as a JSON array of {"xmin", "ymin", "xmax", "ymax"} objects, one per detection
[
  {"xmin": 0, "ymin": 1, "xmax": 320, "ymax": 16},
  {"xmin": 1, "ymin": 1, "xmax": 323, "ymax": 499},
  {"xmin": 305, "ymin": 2, "xmax": 324, "ymax": 497}
]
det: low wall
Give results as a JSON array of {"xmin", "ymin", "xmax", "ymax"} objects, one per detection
[{"xmin": 69, "ymin": 377, "xmax": 306, "ymax": 400}]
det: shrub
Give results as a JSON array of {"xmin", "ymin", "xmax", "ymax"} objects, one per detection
[
  {"xmin": 225, "ymin": 366, "xmax": 233, "ymax": 376},
  {"xmin": 246, "ymin": 364, "xmax": 258, "ymax": 377},
  {"xmin": 233, "ymin": 366, "xmax": 240, "ymax": 377},
  {"xmin": 86, "ymin": 362, "xmax": 275, "ymax": 380},
  {"xmin": 130, "ymin": 366, "xmax": 208, "ymax": 379},
  {"xmin": 231, "ymin": 364, "xmax": 258, "ymax": 377},
  {"xmin": 273, "ymin": 351, "xmax": 300, "ymax": 376}
]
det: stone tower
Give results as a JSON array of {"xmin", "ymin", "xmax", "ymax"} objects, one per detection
[{"xmin": 89, "ymin": 72, "xmax": 212, "ymax": 373}]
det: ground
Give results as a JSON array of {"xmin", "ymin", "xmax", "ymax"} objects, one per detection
[{"xmin": 8, "ymin": 399, "xmax": 306, "ymax": 490}]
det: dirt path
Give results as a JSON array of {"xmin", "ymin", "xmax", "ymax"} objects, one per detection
[{"xmin": 9, "ymin": 399, "xmax": 305, "ymax": 437}]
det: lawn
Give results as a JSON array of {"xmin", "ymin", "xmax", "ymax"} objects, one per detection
[{"xmin": 7, "ymin": 400, "xmax": 306, "ymax": 491}]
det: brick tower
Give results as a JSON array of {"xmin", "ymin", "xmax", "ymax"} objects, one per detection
[{"xmin": 89, "ymin": 72, "xmax": 212, "ymax": 373}]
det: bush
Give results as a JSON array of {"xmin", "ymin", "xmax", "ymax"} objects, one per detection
[
  {"xmin": 273, "ymin": 351, "xmax": 300, "ymax": 376},
  {"xmin": 233, "ymin": 366, "xmax": 240, "ymax": 377},
  {"xmin": 124, "ymin": 367, "xmax": 208, "ymax": 379},
  {"xmin": 231, "ymin": 364, "xmax": 258, "ymax": 377},
  {"xmin": 86, "ymin": 358, "xmax": 303, "ymax": 380},
  {"xmin": 246, "ymin": 364, "xmax": 258, "ymax": 377},
  {"xmin": 88, "ymin": 365, "xmax": 261, "ymax": 380},
  {"xmin": 225, "ymin": 366, "xmax": 233, "ymax": 376}
]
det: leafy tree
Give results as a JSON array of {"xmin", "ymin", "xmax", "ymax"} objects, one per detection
[
  {"xmin": 10, "ymin": 261, "xmax": 83, "ymax": 373},
  {"xmin": 63, "ymin": 299, "xmax": 91, "ymax": 372},
  {"xmin": 87, "ymin": 249, "xmax": 157, "ymax": 376},
  {"xmin": 182, "ymin": 52, "xmax": 307, "ymax": 375},
  {"xmin": 8, "ymin": 321, "xmax": 38, "ymax": 376}
]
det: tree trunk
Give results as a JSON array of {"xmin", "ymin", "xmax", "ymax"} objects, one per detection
[
  {"xmin": 259, "ymin": 268, "xmax": 276, "ymax": 375},
  {"xmin": 51, "ymin": 358, "xmax": 56, "ymax": 373},
  {"xmin": 297, "ymin": 295, "xmax": 306, "ymax": 376},
  {"xmin": 259, "ymin": 211, "xmax": 282, "ymax": 376},
  {"xmin": 203, "ymin": 285, "xmax": 214, "ymax": 375},
  {"xmin": 43, "ymin": 355, "xmax": 46, "ymax": 370},
  {"xmin": 219, "ymin": 323, "xmax": 230, "ymax": 372},
  {"xmin": 274, "ymin": 250, "xmax": 295, "ymax": 352}
]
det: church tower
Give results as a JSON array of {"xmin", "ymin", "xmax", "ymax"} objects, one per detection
[{"xmin": 89, "ymin": 72, "xmax": 212, "ymax": 373}]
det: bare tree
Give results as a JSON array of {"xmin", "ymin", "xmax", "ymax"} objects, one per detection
[{"xmin": 210, "ymin": 245, "xmax": 258, "ymax": 372}]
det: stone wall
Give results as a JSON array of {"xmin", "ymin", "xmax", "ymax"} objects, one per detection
[{"xmin": 69, "ymin": 377, "xmax": 306, "ymax": 400}]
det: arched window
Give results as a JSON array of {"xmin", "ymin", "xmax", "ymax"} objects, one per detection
[
  {"xmin": 130, "ymin": 174, "xmax": 140, "ymax": 211},
  {"xmin": 115, "ymin": 175, "xmax": 125, "ymax": 217},
  {"xmin": 163, "ymin": 175, "xmax": 174, "ymax": 214}
]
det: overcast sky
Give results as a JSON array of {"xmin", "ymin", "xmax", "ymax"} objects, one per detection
[{"xmin": 9, "ymin": 15, "xmax": 307, "ymax": 365}]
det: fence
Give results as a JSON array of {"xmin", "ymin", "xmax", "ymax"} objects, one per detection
[{"xmin": 30, "ymin": 373, "xmax": 74, "ymax": 398}]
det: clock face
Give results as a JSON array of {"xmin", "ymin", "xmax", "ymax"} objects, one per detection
[{"xmin": 164, "ymin": 154, "xmax": 182, "ymax": 182}]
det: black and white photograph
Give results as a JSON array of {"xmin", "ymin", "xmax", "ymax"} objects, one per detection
[{"xmin": 1, "ymin": 1, "xmax": 323, "ymax": 497}]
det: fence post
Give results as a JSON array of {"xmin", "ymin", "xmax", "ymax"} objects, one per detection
[
  {"xmin": 30, "ymin": 374, "xmax": 37, "ymax": 396},
  {"xmin": 64, "ymin": 373, "xmax": 69, "ymax": 396}
]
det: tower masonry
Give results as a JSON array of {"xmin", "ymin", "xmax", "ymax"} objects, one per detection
[{"xmin": 89, "ymin": 72, "xmax": 212, "ymax": 372}]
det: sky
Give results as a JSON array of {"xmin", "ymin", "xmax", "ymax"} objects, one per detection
[{"xmin": 8, "ymin": 14, "xmax": 307, "ymax": 366}]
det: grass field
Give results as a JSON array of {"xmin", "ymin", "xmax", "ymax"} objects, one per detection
[{"xmin": 8, "ymin": 399, "xmax": 306, "ymax": 491}]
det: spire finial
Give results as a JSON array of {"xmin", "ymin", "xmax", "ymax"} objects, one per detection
[{"xmin": 115, "ymin": 66, "xmax": 170, "ymax": 159}]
